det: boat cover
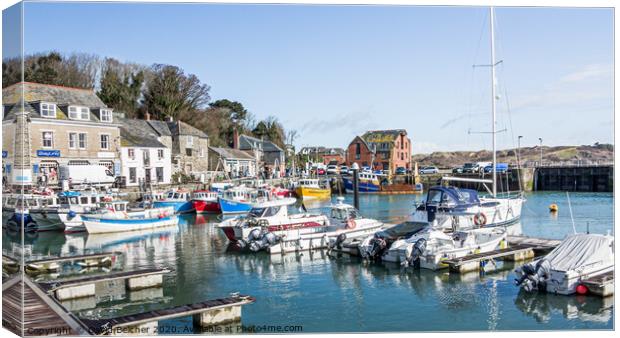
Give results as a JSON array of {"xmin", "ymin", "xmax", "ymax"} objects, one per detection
[{"xmin": 543, "ymin": 234, "xmax": 614, "ymax": 272}]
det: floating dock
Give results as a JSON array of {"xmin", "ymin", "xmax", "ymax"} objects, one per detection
[
  {"xmin": 38, "ymin": 268, "xmax": 169, "ymax": 301},
  {"xmin": 2, "ymin": 252, "xmax": 122, "ymax": 275},
  {"xmin": 581, "ymin": 270, "xmax": 614, "ymax": 297},
  {"xmin": 79, "ymin": 294, "xmax": 256, "ymax": 335}
]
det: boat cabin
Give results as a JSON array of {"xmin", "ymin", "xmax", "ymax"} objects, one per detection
[
  {"xmin": 223, "ymin": 186, "xmax": 255, "ymax": 201},
  {"xmin": 192, "ymin": 190, "xmax": 219, "ymax": 200},
  {"xmin": 3, "ymin": 194, "xmax": 58, "ymax": 211},
  {"xmin": 358, "ymin": 172, "xmax": 380, "ymax": 182},
  {"xmin": 423, "ymin": 187, "xmax": 480, "ymax": 210},
  {"xmin": 100, "ymin": 200, "xmax": 129, "ymax": 213},
  {"xmin": 329, "ymin": 198, "xmax": 360, "ymax": 222},
  {"xmin": 58, "ymin": 190, "xmax": 107, "ymax": 207},
  {"xmin": 247, "ymin": 204, "xmax": 288, "ymax": 219},
  {"xmin": 164, "ymin": 190, "xmax": 192, "ymax": 201},
  {"xmin": 298, "ymin": 179, "xmax": 329, "ymax": 189}
]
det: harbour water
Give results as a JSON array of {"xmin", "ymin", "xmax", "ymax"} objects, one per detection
[{"xmin": 2, "ymin": 191, "xmax": 614, "ymax": 332}]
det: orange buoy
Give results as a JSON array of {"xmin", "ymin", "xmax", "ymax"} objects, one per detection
[{"xmin": 549, "ymin": 203, "xmax": 559, "ymax": 212}]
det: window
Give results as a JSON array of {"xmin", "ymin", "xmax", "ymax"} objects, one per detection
[
  {"xmin": 40, "ymin": 102, "xmax": 56, "ymax": 118},
  {"xmin": 355, "ymin": 143, "xmax": 361, "ymax": 160},
  {"xmin": 187, "ymin": 136, "xmax": 193, "ymax": 147},
  {"xmin": 200, "ymin": 148, "xmax": 204, "ymax": 157},
  {"xmin": 129, "ymin": 167, "xmax": 137, "ymax": 183},
  {"xmin": 156, "ymin": 167, "xmax": 164, "ymax": 183},
  {"xmin": 100, "ymin": 109, "xmax": 112, "ymax": 122},
  {"xmin": 186, "ymin": 148, "xmax": 192, "ymax": 156},
  {"xmin": 42, "ymin": 131, "xmax": 53, "ymax": 148},
  {"xmin": 68, "ymin": 106, "xmax": 90, "ymax": 120},
  {"xmin": 78, "ymin": 133, "xmax": 87, "ymax": 149},
  {"xmin": 100, "ymin": 134, "xmax": 110, "ymax": 150},
  {"xmin": 128, "ymin": 149, "xmax": 135, "ymax": 160},
  {"xmin": 157, "ymin": 149, "xmax": 164, "ymax": 160}
]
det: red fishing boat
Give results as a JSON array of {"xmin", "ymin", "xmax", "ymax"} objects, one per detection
[{"xmin": 192, "ymin": 190, "xmax": 221, "ymax": 213}]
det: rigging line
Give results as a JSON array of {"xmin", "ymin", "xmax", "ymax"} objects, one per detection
[{"xmin": 467, "ymin": 10, "xmax": 488, "ymax": 149}]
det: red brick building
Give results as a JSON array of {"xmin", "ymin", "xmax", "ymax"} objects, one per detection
[{"xmin": 346, "ymin": 129, "xmax": 411, "ymax": 173}]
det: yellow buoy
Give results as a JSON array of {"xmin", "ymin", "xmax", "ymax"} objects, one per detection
[{"xmin": 549, "ymin": 203, "xmax": 559, "ymax": 212}]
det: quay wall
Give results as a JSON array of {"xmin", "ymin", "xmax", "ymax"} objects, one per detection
[{"xmin": 534, "ymin": 165, "xmax": 613, "ymax": 192}]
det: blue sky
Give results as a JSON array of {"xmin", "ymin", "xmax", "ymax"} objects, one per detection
[{"xmin": 6, "ymin": 2, "xmax": 615, "ymax": 153}]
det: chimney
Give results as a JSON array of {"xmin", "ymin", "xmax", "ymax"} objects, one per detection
[
  {"xmin": 166, "ymin": 116, "xmax": 174, "ymax": 122},
  {"xmin": 233, "ymin": 128, "xmax": 239, "ymax": 149}
]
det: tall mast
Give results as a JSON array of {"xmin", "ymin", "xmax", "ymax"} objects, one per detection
[{"xmin": 490, "ymin": 7, "xmax": 497, "ymax": 197}]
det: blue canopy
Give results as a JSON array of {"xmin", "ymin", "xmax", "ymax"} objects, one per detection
[
  {"xmin": 426, "ymin": 186, "xmax": 480, "ymax": 207},
  {"xmin": 59, "ymin": 191, "xmax": 81, "ymax": 197}
]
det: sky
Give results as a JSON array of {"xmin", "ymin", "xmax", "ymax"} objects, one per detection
[{"xmin": 3, "ymin": 2, "xmax": 614, "ymax": 153}]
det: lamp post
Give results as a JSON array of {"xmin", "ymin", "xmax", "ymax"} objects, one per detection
[{"xmin": 538, "ymin": 137, "xmax": 543, "ymax": 167}]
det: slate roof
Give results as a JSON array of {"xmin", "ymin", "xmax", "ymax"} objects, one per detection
[
  {"xmin": 209, "ymin": 147, "xmax": 254, "ymax": 160},
  {"xmin": 2, "ymin": 82, "xmax": 109, "ymax": 122},
  {"xmin": 118, "ymin": 118, "xmax": 166, "ymax": 148},
  {"xmin": 238, "ymin": 134, "xmax": 283, "ymax": 152},
  {"xmin": 167, "ymin": 120, "xmax": 208, "ymax": 138},
  {"xmin": 146, "ymin": 120, "xmax": 172, "ymax": 137}
]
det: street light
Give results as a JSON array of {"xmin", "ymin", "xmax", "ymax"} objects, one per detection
[{"xmin": 538, "ymin": 137, "xmax": 543, "ymax": 167}]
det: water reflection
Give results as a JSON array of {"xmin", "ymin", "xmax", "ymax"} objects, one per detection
[{"xmin": 515, "ymin": 290, "xmax": 613, "ymax": 324}]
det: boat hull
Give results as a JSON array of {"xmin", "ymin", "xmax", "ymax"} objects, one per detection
[
  {"xmin": 153, "ymin": 201, "xmax": 195, "ymax": 214},
  {"xmin": 343, "ymin": 177, "xmax": 381, "ymax": 193},
  {"xmin": 219, "ymin": 198, "xmax": 253, "ymax": 214},
  {"xmin": 83, "ymin": 215, "xmax": 179, "ymax": 234},
  {"xmin": 193, "ymin": 199, "xmax": 221, "ymax": 214},
  {"xmin": 295, "ymin": 186, "xmax": 331, "ymax": 200}
]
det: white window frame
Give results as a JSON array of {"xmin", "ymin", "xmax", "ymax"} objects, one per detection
[
  {"xmin": 187, "ymin": 136, "xmax": 193, "ymax": 147},
  {"xmin": 78, "ymin": 133, "xmax": 87, "ymax": 149},
  {"xmin": 100, "ymin": 133, "xmax": 111, "ymax": 150},
  {"xmin": 41, "ymin": 131, "xmax": 54, "ymax": 148},
  {"xmin": 68, "ymin": 132, "xmax": 78, "ymax": 149},
  {"xmin": 68, "ymin": 105, "xmax": 91, "ymax": 121},
  {"xmin": 157, "ymin": 149, "xmax": 164, "ymax": 160},
  {"xmin": 200, "ymin": 148, "xmax": 204, "ymax": 157},
  {"xmin": 40, "ymin": 102, "xmax": 57, "ymax": 118},
  {"xmin": 128, "ymin": 148, "xmax": 135, "ymax": 160},
  {"xmin": 100, "ymin": 109, "xmax": 113, "ymax": 122}
]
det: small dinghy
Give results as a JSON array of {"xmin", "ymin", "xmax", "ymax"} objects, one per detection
[{"xmin": 515, "ymin": 233, "xmax": 614, "ymax": 295}]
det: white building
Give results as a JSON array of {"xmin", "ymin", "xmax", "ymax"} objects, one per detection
[
  {"xmin": 119, "ymin": 118, "xmax": 172, "ymax": 187},
  {"xmin": 208, "ymin": 146, "xmax": 257, "ymax": 178}
]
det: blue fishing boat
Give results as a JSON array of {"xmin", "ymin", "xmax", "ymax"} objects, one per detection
[
  {"xmin": 343, "ymin": 172, "xmax": 382, "ymax": 193},
  {"xmin": 82, "ymin": 201, "xmax": 178, "ymax": 234},
  {"xmin": 153, "ymin": 190, "xmax": 195, "ymax": 214},
  {"xmin": 218, "ymin": 186, "xmax": 257, "ymax": 214}
]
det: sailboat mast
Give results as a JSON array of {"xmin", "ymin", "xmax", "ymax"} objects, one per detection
[{"xmin": 490, "ymin": 7, "xmax": 497, "ymax": 197}]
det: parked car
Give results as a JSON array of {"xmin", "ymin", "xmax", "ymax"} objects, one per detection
[
  {"xmin": 326, "ymin": 165, "xmax": 339, "ymax": 175},
  {"xmin": 452, "ymin": 167, "xmax": 463, "ymax": 174},
  {"xmin": 317, "ymin": 168, "xmax": 326, "ymax": 175},
  {"xmin": 395, "ymin": 167, "xmax": 407, "ymax": 175},
  {"xmin": 483, "ymin": 163, "xmax": 509, "ymax": 173},
  {"xmin": 419, "ymin": 166, "xmax": 439, "ymax": 174},
  {"xmin": 340, "ymin": 165, "xmax": 349, "ymax": 175},
  {"xmin": 462, "ymin": 163, "xmax": 479, "ymax": 173}
]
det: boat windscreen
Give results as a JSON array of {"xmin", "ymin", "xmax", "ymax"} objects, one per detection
[
  {"xmin": 248, "ymin": 208, "xmax": 266, "ymax": 218},
  {"xmin": 378, "ymin": 221, "xmax": 427, "ymax": 239}
]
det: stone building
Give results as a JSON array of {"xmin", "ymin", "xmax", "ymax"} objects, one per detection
[
  {"xmin": 166, "ymin": 119, "xmax": 209, "ymax": 181},
  {"xmin": 346, "ymin": 129, "xmax": 412, "ymax": 173},
  {"xmin": 2, "ymin": 82, "xmax": 121, "ymax": 185},
  {"xmin": 236, "ymin": 134, "xmax": 285, "ymax": 178}
]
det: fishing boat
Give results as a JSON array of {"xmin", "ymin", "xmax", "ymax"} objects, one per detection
[
  {"xmin": 82, "ymin": 200, "xmax": 178, "ymax": 234},
  {"xmin": 294, "ymin": 178, "xmax": 331, "ymax": 200},
  {"xmin": 515, "ymin": 233, "xmax": 614, "ymax": 295},
  {"xmin": 29, "ymin": 189, "xmax": 109, "ymax": 233},
  {"xmin": 381, "ymin": 225, "xmax": 508, "ymax": 270},
  {"xmin": 218, "ymin": 185, "xmax": 255, "ymax": 214},
  {"xmin": 191, "ymin": 190, "xmax": 221, "ymax": 214},
  {"xmin": 153, "ymin": 190, "xmax": 194, "ymax": 214},
  {"xmin": 342, "ymin": 172, "xmax": 382, "ymax": 193},
  {"xmin": 2, "ymin": 194, "xmax": 57, "ymax": 232}
]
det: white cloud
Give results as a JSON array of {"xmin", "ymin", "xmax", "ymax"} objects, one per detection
[{"xmin": 559, "ymin": 64, "xmax": 612, "ymax": 83}]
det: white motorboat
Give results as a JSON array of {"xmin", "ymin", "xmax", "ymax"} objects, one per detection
[
  {"xmin": 515, "ymin": 233, "xmax": 614, "ymax": 295},
  {"xmin": 2, "ymin": 193, "xmax": 59, "ymax": 232},
  {"xmin": 381, "ymin": 225, "xmax": 508, "ymax": 270},
  {"xmin": 82, "ymin": 201, "xmax": 178, "ymax": 234}
]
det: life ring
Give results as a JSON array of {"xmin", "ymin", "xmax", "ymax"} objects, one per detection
[
  {"xmin": 346, "ymin": 219, "xmax": 356, "ymax": 229},
  {"xmin": 473, "ymin": 212, "xmax": 487, "ymax": 226}
]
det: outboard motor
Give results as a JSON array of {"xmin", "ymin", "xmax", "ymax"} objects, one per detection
[
  {"xmin": 248, "ymin": 228, "xmax": 263, "ymax": 241},
  {"xmin": 333, "ymin": 233, "xmax": 347, "ymax": 250},
  {"xmin": 249, "ymin": 240, "xmax": 263, "ymax": 252},
  {"xmin": 367, "ymin": 236, "xmax": 387, "ymax": 260},
  {"xmin": 515, "ymin": 259, "xmax": 551, "ymax": 292},
  {"xmin": 263, "ymin": 232, "xmax": 280, "ymax": 246},
  {"xmin": 236, "ymin": 239, "xmax": 248, "ymax": 250},
  {"xmin": 404, "ymin": 238, "xmax": 427, "ymax": 268}
]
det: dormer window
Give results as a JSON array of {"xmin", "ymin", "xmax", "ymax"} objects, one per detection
[
  {"xmin": 40, "ymin": 102, "xmax": 56, "ymax": 118},
  {"xmin": 100, "ymin": 109, "xmax": 112, "ymax": 122},
  {"xmin": 68, "ymin": 106, "xmax": 90, "ymax": 120}
]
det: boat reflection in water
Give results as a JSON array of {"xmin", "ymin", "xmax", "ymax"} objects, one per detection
[{"xmin": 515, "ymin": 290, "xmax": 613, "ymax": 324}]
